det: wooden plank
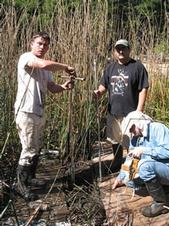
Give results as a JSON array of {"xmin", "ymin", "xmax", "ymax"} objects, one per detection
[{"xmin": 98, "ymin": 176, "xmax": 169, "ymax": 226}]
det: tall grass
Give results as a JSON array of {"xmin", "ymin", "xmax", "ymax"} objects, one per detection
[{"xmin": 0, "ymin": 0, "xmax": 169, "ymax": 162}]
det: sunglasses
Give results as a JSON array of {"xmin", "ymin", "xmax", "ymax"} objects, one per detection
[{"xmin": 115, "ymin": 45, "xmax": 128, "ymax": 51}]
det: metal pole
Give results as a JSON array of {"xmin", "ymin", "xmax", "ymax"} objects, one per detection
[
  {"xmin": 93, "ymin": 59, "xmax": 102, "ymax": 182},
  {"xmin": 59, "ymin": 75, "xmax": 85, "ymax": 81}
]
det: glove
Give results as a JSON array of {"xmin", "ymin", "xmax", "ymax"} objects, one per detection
[{"xmin": 128, "ymin": 147, "xmax": 144, "ymax": 159}]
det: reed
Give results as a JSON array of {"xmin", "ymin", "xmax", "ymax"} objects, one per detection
[{"xmin": 0, "ymin": 0, "xmax": 168, "ymax": 160}]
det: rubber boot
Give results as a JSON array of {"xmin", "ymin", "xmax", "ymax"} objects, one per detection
[
  {"xmin": 16, "ymin": 165, "xmax": 38, "ymax": 201},
  {"xmin": 111, "ymin": 144, "xmax": 123, "ymax": 172},
  {"xmin": 105, "ymin": 144, "xmax": 123, "ymax": 175},
  {"xmin": 27, "ymin": 155, "xmax": 46, "ymax": 187},
  {"xmin": 141, "ymin": 178, "xmax": 169, "ymax": 217}
]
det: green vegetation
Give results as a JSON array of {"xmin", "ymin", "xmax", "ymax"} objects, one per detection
[{"xmin": 0, "ymin": 0, "xmax": 169, "ymax": 162}]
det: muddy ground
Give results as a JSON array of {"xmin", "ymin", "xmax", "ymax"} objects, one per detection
[{"xmin": 0, "ymin": 151, "xmax": 109, "ymax": 226}]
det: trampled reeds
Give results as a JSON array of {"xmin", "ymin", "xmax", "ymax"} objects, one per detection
[{"xmin": 0, "ymin": 0, "xmax": 169, "ymax": 161}]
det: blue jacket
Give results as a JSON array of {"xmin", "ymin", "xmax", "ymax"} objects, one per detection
[
  {"xmin": 131, "ymin": 122, "xmax": 169, "ymax": 160},
  {"xmin": 117, "ymin": 122, "xmax": 169, "ymax": 188}
]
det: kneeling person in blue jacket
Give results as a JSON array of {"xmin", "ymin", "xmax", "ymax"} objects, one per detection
[{"xmin": 113, "ymin": 111, "xmax": 169, "ymax": 217}]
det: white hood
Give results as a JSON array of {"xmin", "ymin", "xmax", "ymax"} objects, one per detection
[{"xmin": 122, "ymin": 111, "xmax": 153, "ymax": 137}]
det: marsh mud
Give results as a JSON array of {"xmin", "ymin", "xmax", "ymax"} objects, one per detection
[{"xmin": 0, "ymin": 147, "xmax": 112, "ymax": 226}]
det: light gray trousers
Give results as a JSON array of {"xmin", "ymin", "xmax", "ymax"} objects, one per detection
[{"xmin": 16, "ymin": 112, "xmax": 45, "ymax": 166}]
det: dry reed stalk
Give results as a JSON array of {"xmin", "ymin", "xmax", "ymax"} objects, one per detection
[{"xmin": 0, "ymin": 0, "xmax": 169, "ymax": 157}]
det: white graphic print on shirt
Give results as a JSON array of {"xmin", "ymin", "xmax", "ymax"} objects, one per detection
[{"xmin": 110, "ymin": 68, "xmax": 128, "ymax": 96}]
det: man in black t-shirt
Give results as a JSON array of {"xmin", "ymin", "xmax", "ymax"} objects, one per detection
[{"xmin": 94, "ymin": 39, "xmax": 149, "ymax": 170}]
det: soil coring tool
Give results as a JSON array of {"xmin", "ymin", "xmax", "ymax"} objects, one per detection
[{"xmin": 62, "ymin": 75, "xmax": 85, "ymax": 184}]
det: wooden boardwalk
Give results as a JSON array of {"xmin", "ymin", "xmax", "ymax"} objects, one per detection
[{"xmin": 98, "ymin": 171, "xmax": 169, "ymax": 226}]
